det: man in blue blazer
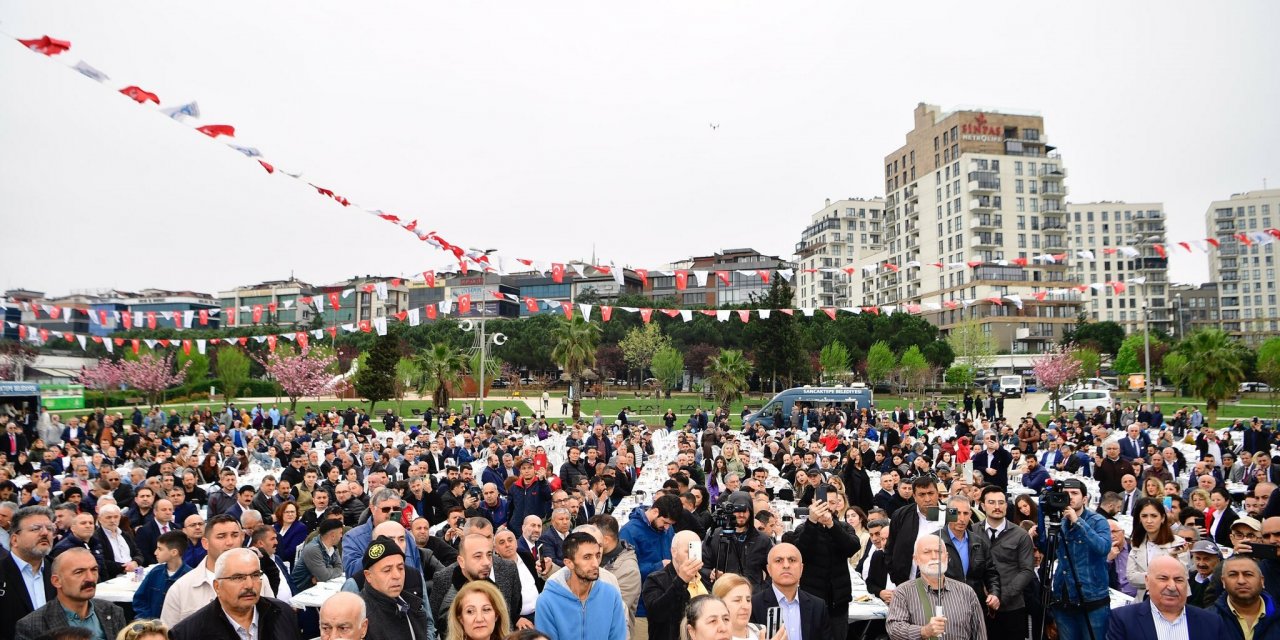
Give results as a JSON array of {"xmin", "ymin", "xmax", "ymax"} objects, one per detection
[
  {"xmin": 1118, "ymin": 423, "xmax": 1152, "ymax": 463},
  {"xmin": 1106, "ymin": 555, "xmax": 1225, "ymax": 640}
]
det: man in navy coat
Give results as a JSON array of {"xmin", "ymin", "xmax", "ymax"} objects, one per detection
[{"xmin": 1106, "ymin": 555, "xmax": 1225, "ymax": 640}]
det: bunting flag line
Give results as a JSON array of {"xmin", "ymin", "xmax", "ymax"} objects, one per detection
[{"xmin": 9, "ymin": 32, "xmax": 1278, "ymax": 285}]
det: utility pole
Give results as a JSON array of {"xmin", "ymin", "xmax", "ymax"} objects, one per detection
[{"xmin": 1143, "ymin": 292, "xmax": 1153, "ymax": 407}]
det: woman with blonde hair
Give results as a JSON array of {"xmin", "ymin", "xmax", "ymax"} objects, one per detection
[
  {"xmin": 117, "ymin": 619, "xmax": 170, "ymax": 640},
  {"xmin": 448, "ymin": 579, "xmax": 511, "ymax": 640},
  {"xmin": 711, "ymin": 575, "xmax": 787, "ymax": 640}
]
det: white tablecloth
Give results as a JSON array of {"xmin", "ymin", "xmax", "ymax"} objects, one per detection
[
  {"xmin": 292, "ymin": 576, "xmax": 346, "ymax": 608},
  {"xmin": 94, "ymin": 566, "xmax": 155, "ymax": 603}
]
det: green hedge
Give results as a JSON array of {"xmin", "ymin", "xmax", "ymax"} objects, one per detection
[{"xmin": 84, "ymin": 377, "xmax": 282, "ymax": 407}]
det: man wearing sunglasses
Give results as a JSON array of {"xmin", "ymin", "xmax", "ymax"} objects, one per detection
[{"xmin": 342, "ymin": 488, "xmax": 424, "ymax": 578}]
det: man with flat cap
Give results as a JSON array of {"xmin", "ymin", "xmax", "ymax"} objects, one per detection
[{"xmin": 359, "ymin": 535, "xmax": 432, "ymax": 640}]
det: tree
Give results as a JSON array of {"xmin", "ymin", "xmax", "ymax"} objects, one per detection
[
  {"xmin": 1073, "ymin": 347, "xmax": 1101, "ymax": 380},
  {"xmin": 946, "ymin": 320, "xmax": 995, "ymax": 373},
  {"xmin": 468, "ymin": 350, "xmax": 503, "ymax": 397},
  {"xmin": 944, "ymin": 364, "xmax": 976, "ymax": 389},
  {"xmin": 550, "ymin": 316, "xmax": 602, "ymax": 419},
  {"xmin": 1257, "ymin": 337, "xmax": 1280, "ymax": 417},
  {"xmin": 595, "ymin": 345, "xmax": 626, "ymax": 383},
  {"xmin": 177, "ymin": 351, "xmax": 210, "ymax": 388},
  {"xmin": 395, "ymin": 357, "xmax": 417, "ymax": 414},
  {"xmin": 745, "ymin": 277, "xmax": 803, "ymax": 391},
  {"xmin": 1113, "ymin": 332, "xmax": 1165, "ymax": 378},
  {"xmin": 683, "ymin": 344, "xmax": 718, "ymax": 378},
  {"xmin": 865, "ymin": 341, "xmax": 897, "ymax": 386},
  {"xmin": 78, "ymin": 360, "xmax": 126, "ymax": 407},
  {"xmin": 258, "ymin": 348, "xmax": 338, "ymax": 411},
  {"xmin": 1032, "ymin": 345, "xmax": 1083, "ymax": 412},
  {"xmin": 898, "ymin": 345, "xmax": 930, "ymax": 395},
  {"xmin": 120, "ymin": 353, "xmax": 190, "ymax": 404},
  {"xmin": 651, "ymin": 346, "xmax": 684, "ymax": 398},
  {"xmin": 705, "ymin": 349, "xmax": 753, "ymax": 409},
  {"xmin": 1163, "ymin": 351, "xmax": 1190, "ymax": 395},
  {"xmin": 1169, "ymin": 329, "xmax": 1251, "ymax": 424},
  {"xmin": 618, "ymin": 324, "xmax": 671, "ymax": 386},
  {"xmin": 414, "ymin": 342, "xmax": 469, "ymax": 410},
  {"xmin": 921, "ymin": 340, "xmax": 956, "ymax": 369},
  {"xmin": 215, "ymin": 348, "xmax": 251, "ymax": 401},
  {"xmin": 354, "ymin": 333, "xmax": 399, "ymax": 412},
  {"xmin": 818, "ymin": 341, "xmax": 851, "ymax": 384},
  {"xmin": 1065, "ymin": 318, "xmax": 1125, "ymax": 356}
]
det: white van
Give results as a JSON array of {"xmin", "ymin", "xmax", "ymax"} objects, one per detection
[
  {"xmin": 1057, "ymin": 389, "xmax": 1114, "ymax": 413},
  {"xmin": 999, "ymin": 375, "xmax": 1025, "ymax": 398}
]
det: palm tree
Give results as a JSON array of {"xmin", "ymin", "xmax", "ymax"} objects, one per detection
[
  {"xmin": 550, "ymin": 316, "xmax": 602, "ymax": 420},
  {"xmin": 413, "ymin": 342, "xmax": 469, "ymax": 410},
  {"xmin": 1170, "ymin": 329, "xmax": 1250, "ymax": 424},
  {"xmin": 705, "ymin": 349, "xmax": 753, "ymax": 409}
]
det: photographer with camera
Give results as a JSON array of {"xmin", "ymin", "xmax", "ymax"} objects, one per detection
[
  {"xmin": 1045, "ymin": 478, "xmax": 1112, "ymax": 640},
  {"xmin": 700, "ymin": 491, "xmax": 772, "ymax": 589}
]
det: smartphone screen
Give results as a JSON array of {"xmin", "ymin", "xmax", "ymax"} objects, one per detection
[
  {"xmin": 1248, "ymin": 543, "xmax": 1280, "ymax": 561},
  {"xmin": 816, "ymin": 484, "xmax": 829, "ymax": 503},
  {"xmin": 766, "ymin": 607, "xmax": 781, "ymax": 638}
]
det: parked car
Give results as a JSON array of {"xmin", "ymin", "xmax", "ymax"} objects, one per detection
[
  {"xmin": 1073, "ymin": 377, "xmax": 1118, "ymax": 391},
  {"xmin": 1057, "ymin": 389, "xmax": 1115, "ymax": 413},
  {"xmin": 1241, "ymin": 382, "xmax": 1273, "ymax": 393}
]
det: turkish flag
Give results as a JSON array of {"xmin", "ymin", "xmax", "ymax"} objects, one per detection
[
  {"xmin": 675, "ymin": 271, "xmax": 688, "ymax": 290},
  {"xmin": 64, "ymin": 332, "xmax": 75, "ymax": 342},
  {"xmin": 258, "ymin": 160, "xmax": 274, "ymax": 174},
  {"xmin": 146, "ymin": 312, "xmax": 157, "ymax": 329},
  {"xmin": 158, "ymin": 339, "xmax": 170, "ymax": 347},
  {"xmin": 267, "ymin": 335, "xmax": 278, "ymax": 352},
  {"xmin": 328, "ymin": 292, "xmax": 341, "ymax": 310},
  {"xmin": 1033, "ymin": 291, "xmax": 1048, "ymax": 301},
  {"xmin": 639, "ymin": 309, "xmax": 653, "ymax": 324},
  {"xmin": 458, "ymin": 295, "xmax": 472, "ymax": 314},
  {"xmin": 756, "ymin": 270, "xmax": 771, "ymax": 284},
  {"xmin": 551, "ymin": 263, "xmax": 565, "ymax": 283},
  {"xmin": 98, "ymin": 310, "xmax": 109, "ymax": 325},
  {"xmin": 635, "ymin": 269, "xmax": 648, "ymax": 287},
  {"xmin": 525, "ymin": 298, "xmax": 539, "ymax": 313},
  {"xmin": 327, "ymin": 327, "xmax": 338, "ymax": 338},
  {"xmin": 119, "ymin": 85, "xmax": 160, "ymax": 104},
  {"xmin": 113, "ymin": 338, "xmax": 124, "ymax": 346},
  {"xmin": 297, "ymin": 333, "xmax": 309, "ymax": 351},
  {"xmin": 390, "ymin": 278, "xmax": 402, "ymax": 288},
  {"xmin": 738, "ymin": 310, "xmax": 750, "ymax": 323},
  {"xmin": 252, "ymin": 305, "xmax": 263, "ymax": 323},
  {"xmin": 560, "ymin": 301, "xmax": 573, "ymax": 319},
  {"xmin": 196, "ymin": 124, "xmax": 235, "ymax": 138},
  {"xmin": 601, "ymin": 306, "xmax": 613, "ymax": 322},
  {"xmin": 131, "ymin": 339, "xmax": 140, "ymax": 354},
  {"xmin": 822, "ymin": 308, "xmax": 837, "ymax": 320},
  {"xmin": 18, "ymin": 325, "xmax": 27, "ymax": 340},
  {"xmin": 267, "ymin": 302, "xmax": 277, "ymax": 315},
  {"xmin": 359, "ymin": 320, "xmax": 372, "ymax": 333},
  {"xmin": 395, "ymin": 310, "xmax": 408, "ymax": 322},
  {"xmin": 18, "ymin": 35, "xmax": 71, "ymax": 56},
  {"xmin": 38, "ymin": 328, "xmax": 50, "ymax": 343},
  {"xmin": 423, "ymin": 271, "xmax": 436, "ymax": 287},
  {"xmin": 199, "ymin": 309, "xmax": 209, "ymax": 325},
  {"xmin": 1154, "ymin": 244, "xmax": 1167, "ymax": 258},
  {"xmin": 183, "ymin": 340, "xmax": 191, "ymax": 355},
  {"xmin": 715, "ymin": 271, "xmax": 730, "ymax": 286},
  {"xmin": 426, "ymin": 305, "xmax": 438, "ymax": 320},
  {"xmin": 237, "ymin": 337, "xmax": 248, "ymax": 346}
]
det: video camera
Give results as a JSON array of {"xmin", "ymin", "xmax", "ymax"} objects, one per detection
[
  {"xmin": 1039, "ymin": 478, "xmax": 1073, "ymax": 522},
  {"xmin": 713, "ymin": 500, "xmax": 750, "ymax": 535}
]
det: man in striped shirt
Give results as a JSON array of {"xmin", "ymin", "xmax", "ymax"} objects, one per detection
[{"xmin": 886, "ymin": 536, "xmax": 986, "ymax": 640}]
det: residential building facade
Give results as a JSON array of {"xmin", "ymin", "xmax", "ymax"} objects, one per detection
[
  {"xmin": 795, "ymin": 198, "xmax": 885, "ymax": 308},
  {"xmin": 1204, "ymin": 189, "xmax": 1280, "ymax": 344},
  {"xmin": 1066, "ymin": 202, "xmax": 1171, "ymax": 334}
]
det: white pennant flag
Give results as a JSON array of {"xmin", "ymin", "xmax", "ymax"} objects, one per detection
[
  {"xmin": 758, "ymin": 310, "xmax": 771, "ymax": 319},
  {"xmin": 776, "ymin": 269, "xmax": 794, "ymax": 282},
  {"xmin": 800, "ymin": 308, "xmax": 815, "ymax": 317},
  {"xmin": 691, "ymin": 270, "xmax": 708, "ymax": 287},
  {"xmin": 611, "ymin": 263, "xmax": 625, "ymax": 286},
  {"xmin": 679, "ymin": 310, "xmax": 692, "ymax": 323},
  {"xmin": 160, "ymin": 101, "xmax": 200, "ymax": 120},
  {"xmin": 197, "ymin": 339, "xmax": 207, "ymax": 355},
  {"xmin": 279, "ymin": 333, "xmax": 294, "ymax": 341},
  {"xmin": 1118, "ymin": 246, "xmax": 1140, "ymax": 258},
  {"xmin": 923, "ymin": 302, "xmax": 942, "ymax": 311},
  {"xmin": 208, "ymin": 308, "xmax": 220, "ymax": 316},
  {"xmin": 76, "ymin": 334, "xmax": 87, "ymax": 350},
  {"xmin": 341, "ymin": 323, "xmax": 357, "ymax": 333},
  {"xmin": 882, "ymin": 305, "xmax": 897, "ymax": 315},
  {"xmin": 254, "ymin": 336, "xmax": 268, "ymax": 343},
  {"xmin": 144, "ymin": 339, "xmax": 158, "ymax": 349},
  {"xmin": 408, "ymin": 308, "xmax": 421, "ymax": 327},
  {"xmin": 239, "ymin": 306, "xmax": 251, "ymax": 312},
  {"xmin": 160, "ymin": 311, "xmax": 174, "ymax": 321},
  {"xmin": 1077, "ymin": 250, "xmax": 1095, "ymax": 260},
  {"xmin": 312, "ymin": 329, "xmax": 324, "ymax": 338},
  {"xmin": 342, "ymin": 288, "xmax": 355, "ymax": 299},
  {"xmin": 1127, "ymin": 277, "xmax": 1148, "ymax": 285},
  {"xmin": 228, "ymin": 144, "xmax": 262, "ymax": 158},
  {"xmin": 438, "ymin": 300, "xmax": 453, "ymax": 315},
  {"xmin": 373, "ymin": 318, "xmax": 388, "ymax": 336},
  {"xmin": 1004, "ymin": 295, "xmax": 1024, "ymax": 310},
  {"xmin": 570, "ymin": 263, "xmax": 586, "ymax": 278},
  {"xmin": 183, "ymin": 310, "xmax": 195, "ymax": 328},
  {"xmin": 620, "ymin": 307, "xmax": 638, "ymax": 313},
  {"xmin": 1090, "ymin": 283, "xmax": 1107, "ymax": 291},
  {"xmin": 375, "ymin": 282, "xmax": 388, "ymax": 300},
  {"xmin": 962, "ymin": 299, "xmax": 976, "ymax": 307},
  {"xmin": 579, "ymin": 304, "xmax": 593, "ymax": 320},
  {"xmin": 72, "ymin": 60, "xmax": 110, "ymax": 83},
  {"xmin": 715, "ymin": 310, "xmax": 730, "ymax": 322},
  {"xmin": 282, "ymin": 300, "xmax": 295, "ymax": 310},
  {"xmin": 906, "ymin": 260, "xmax": 922, "ymax": 269},
  {"xmin": 862, "ymin": 265, "xmax": 878, "ymax": 274},
  {"xmin": 104, "ymin": 339, "xmax": 113, "ymax": 354},
  {"xmin": 313, "ymin": 297, "xmax": 324, "ymax": 313}
]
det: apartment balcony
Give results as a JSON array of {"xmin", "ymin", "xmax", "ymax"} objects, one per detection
[
  {"xmin": 1041, "ymin": 185, "xmax": 1070, "ymax": 198},
  {"xmin": 1016, "ymin": 330, "xmax": 1056, "ymax": 341},
  {"xmin": 1042, "ymin": 201, "xmax": 1066, "ymax": 213},
  {"xmin": 1042, "ymin": 222, "xmax": 1068, "ymax": 234},
  {"xmin": 969, "ymin": 216, "xmax": 999, "ymax": 231},
  {"xmin": 968, "ymin": 180, "xmax": 1001, "ymax": 195},
  {"xmin": 1215, "ymin": 209, "xmax": 1234, "ymax": 220},
  {"xmin": 971, "ymin": 234, "xmax": 1000, "ymax": 249},
  {"xmin": 1039, "ymin": 166, "xmax": 1068, "ymax": 180},
  {"xmin": 1140, "ymin": 257, "xmax": 1168, "ymax": 270},
  {"xmin": 970, "ymin": 198, "xmax": 997, "ymax": 213},
  {"xmin": 905, "ymin": 185, "xmax": 918, "ymax": 203}
]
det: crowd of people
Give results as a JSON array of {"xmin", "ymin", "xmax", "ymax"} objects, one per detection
[{"xmin": 1, "ymin": 395, "xmax": 1279, "ymax": 640}]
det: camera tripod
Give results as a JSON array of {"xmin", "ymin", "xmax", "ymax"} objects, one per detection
[{"xmin": 1039, "ymin": 515, "xmax": 1099, "ymax": 640}]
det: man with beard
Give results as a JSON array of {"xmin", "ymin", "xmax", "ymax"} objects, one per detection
[
  {"xmin": 169, "ymin": 547, "xmax": 299, "ymax": 640},
  {"xmin": 0, "ymin": 506, "xmax": 58, "ymax": 640},
  {"xmin": 886, "ymin": 536, "xmax": 987, "ymax": 640},
  {"xmin": 13, "ymin": 547, "xmax": 126, "ymax": 640},
  {"xmin": 535, "ymin": 531, "xmax": 627, "ymax": 640},
  {"xmin": 699, "ymin": 491, "xmax": 772, "ymax": 589}
]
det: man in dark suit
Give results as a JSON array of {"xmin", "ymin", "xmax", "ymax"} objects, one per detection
[
  {"xmin": 749, "ymin": 542, "xmax": 830, "ymax": 640},
  {"xmin": 1, "ymin": 506, "xmax": 57, "ymax": 640},
  {"xmin": 428, "ymin": 533, "xmax": 522, "ymax": 625},
  {"xmin": 854, "ymin": 518, "xmax": 892, "ymax": 640},
  {"xmin": 48, "ymin": 512, "xmax": 108, "ymax": 579},
  {"xmin": 885, "ymin": 476, "xmax": 942, "ymax": 586},
  {"xmin": 135, "ymin": 498, "xmax": 178, "ymax": 565},
  {"xmin": 4, "ymin": 423, "xmax": 28, "ymax": 457},
  {"xmin": 872, "ymin": 473, "xmax": 898, "ymax": 513},
  {"xmin": 1106, "ymin": 554, "xmax": 1224, "ymax": 639},
  {"xmin": 940, "ymin": 496, "xmax": 1001, "ymax": 612},
  {"xmin": 168, "ymin": 547, "xmax": 299, "ymax": 640},
  {"xmin": 93, "ymin": 507, "xmax": 142, "ymax": 580},
  {"xmin": 972, "ymin": 436, "xmax": 1013, "ymax": 490},
  {"xmin": 1118, "ymin": 423, "xmax": 1151, "ymax": 463},
  {"xmin": 13, "ymin": 547, "xmax": 127, "ymax": 640}
]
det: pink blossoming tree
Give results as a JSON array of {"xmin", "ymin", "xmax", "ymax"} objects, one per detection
[
  {"xmin": 120, "ymin": 354, "xmax": 190, "ymax": 404},
  {"xmin": 1033, "ymin": 344, "xmax": 1083, "ymax": 413},
  {"xmin": 78, "ymin": 359, "xmax": 128, "ymax": 407},
  {"xmin": 258, "ymin": 348, "xmax": 338, "ymax": 411}
]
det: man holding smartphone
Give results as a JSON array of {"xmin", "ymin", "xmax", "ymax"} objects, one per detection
[{"xmin": 789, "ymin": 486, "xmax": 860, "ymax": 640}]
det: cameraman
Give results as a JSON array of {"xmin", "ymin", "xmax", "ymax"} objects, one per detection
[
  {"xmin": 700, "ymin": 491, "xmax": 772, "ymax": 589},
  {"xmin": 1048, "ymin": 478, "xmax": 1113, "ymax": 640}
]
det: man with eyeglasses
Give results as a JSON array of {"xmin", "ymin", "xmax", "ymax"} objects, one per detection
[
  {"xmin": 161, "ymin": 514, "xmax": 278, "ymax": 627},
  {"xmin": 0, "ymin": 506, "xmax": 58, "ymax": 640},
  {"xmin": 342, "ymin": 488, "xmax": 424, "ymax": 579},
  {"xmin": 181, "ymin": 514, "xmax": 208, "ymax": 568},
  {"xmin": 169, "ymin": 547, "xmax": 299, "ymax": 640}
]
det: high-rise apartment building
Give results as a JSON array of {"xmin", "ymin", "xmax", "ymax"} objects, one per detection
[
  {"xmin": 1066, "ymin": 202, "xmax": 1171, "ymax": 334},
  {"xmin": 795, "ymin": 198, "xmax": 885, "ymax": 308},
  {"xmin": 1204, "ymin": 189, "xmax": 1280, "ymax": 344},
  {"xmin": 867, "ymin": 103, "xmax": 1081, "ymax": 352}
]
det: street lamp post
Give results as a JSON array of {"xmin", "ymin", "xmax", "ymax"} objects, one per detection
[
  {"xmin": 1174, "ymin": 293, "xmax": 1185, "ymax": 339},
  {"xmin": 1143, "ymin": 300, "xmax": 1153, "ymax": 407},
  {"xmin": 460, "ymin": 285, "xmax": 507, "ymax": 416}
]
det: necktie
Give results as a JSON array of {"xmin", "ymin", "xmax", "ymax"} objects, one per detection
[
  {"xmin": 989, "ymin": 528, "xmax": 998, "ymax": 545},
  {"xmin": 1132, "ymin": 439, "xmax": 1138, "ymax": 455}
]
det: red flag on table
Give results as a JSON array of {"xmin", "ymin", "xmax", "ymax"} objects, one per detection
[
  {"xmin": 196, "ymin": 124, "xmax": 235, "ymax": 138},
  {"xmin": 252, "ymin": 305, "xmax": 264, "ymax": 323},
  {"xmin": 635, "ymin": 269, "xmax": 648, "ymax": 287},
  {"xmin": 601, "ymin": 306, "xmax": 613, "ymax": 322},
  {"xmin": 199, "ymin": 309, "xmax": 208, "ymax": 325},
  {"xmin": 328, "ymin": 292, "xmax": 342, "ymax": 309},
  {"xmin": 551, "ymin": 263, "xmax": 565, "ymax": 283},
  {"xmin": 423, "ymin": 271, "xmax": 436, "ymax": 287},
  {"xmin": 560, "ymin": 301, "xmax": 573, "ymax": 319},
  {"xmin": 146, "ymin": 312, "xmax": 157, "ymax": 329},
  {"xmin": 639, "ymin": 309, "xmax": 653, "ymax": 324},
  {"xmin": 675, "ymin": 271, "xmax": 688, "ymax": 290},
  {"xmin": 458, "ymin": 295, "xmax": 472, "ymax": 315},
  {"xmin": 119, "ymin": 85, "xmax": 160, "ymax": 104}
]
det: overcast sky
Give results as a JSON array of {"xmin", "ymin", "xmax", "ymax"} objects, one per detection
[{"xmin": 2, "ymin": 1, "xmax": 1277, "ymax": 296}]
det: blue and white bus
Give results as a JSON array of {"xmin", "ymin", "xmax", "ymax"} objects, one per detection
[{"xmin": 742, "ymin": 385, "xmax": 874, "ymax": 428}]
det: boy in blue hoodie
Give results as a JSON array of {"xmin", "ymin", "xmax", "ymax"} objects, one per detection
[
  {"xmin": 132, "ymin": 530, "xmax": 192, "ymax": 618},
  {"xmin": 535, "ymin": 532, "xmax": 627, "ymax": 640}
]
